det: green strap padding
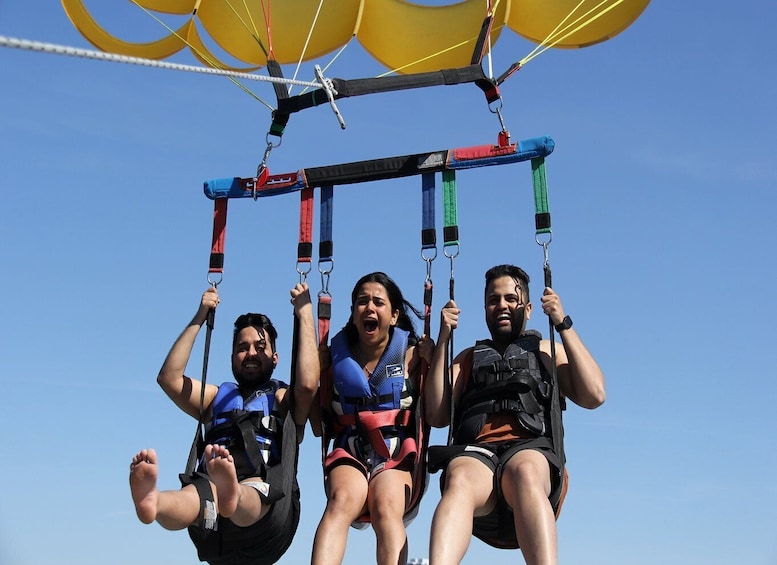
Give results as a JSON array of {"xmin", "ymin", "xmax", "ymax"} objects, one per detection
[
  {"xmin": 443, "ymin": 170, "xmax": 459, "ymax": 246},
  {"xmin": 532, "ymin": 157, "xmax": 551, "ymax": 235}
]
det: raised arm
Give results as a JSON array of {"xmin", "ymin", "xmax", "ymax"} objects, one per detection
[
  {"xmin": 425, "ymin": 300, "xmax": 461, "ymax": 428},
  {"xmin": 289, "ymin": 282, "xmax": 320, "ymax": 431},
  {"xmin": 539, "ymin": 287, "xmax": 606, "ymax": 409},
  {"xmin": 157, "ymin": 287, "xmax": 220, "ymax": 419}
]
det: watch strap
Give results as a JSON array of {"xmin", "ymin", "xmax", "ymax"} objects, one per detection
[{"xmin": 554, "ymin": 315, "xmax": 573, "ymax": 332}]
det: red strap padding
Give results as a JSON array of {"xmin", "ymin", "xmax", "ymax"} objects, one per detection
[
  {"xmin": 317, "ymin": 294, "xmax": 332, "ymax": 348},
  {"xmin": 451, "ymin": 143, "xmax": 517, "ymax": 161},
  {"xmin": 208, "ymin": 199, "xmax": 227, "ymax": 274},
  {"xmin": 298, "ymin": 188, "xmax": 314, "ymax": 263}
]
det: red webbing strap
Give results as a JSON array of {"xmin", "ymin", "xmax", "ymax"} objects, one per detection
[
  {"xmin": 297, "ymin": 188, "xmax": 314, "ymax": 270},
  {"xmin": 186, "ymin": 198, "xmax": 227, "ymax": 475},
  {"xmin": 208, "ymin": 199, "xmax": 228, "ymax": 277}
]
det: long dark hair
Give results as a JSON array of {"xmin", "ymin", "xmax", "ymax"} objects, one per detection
[{"xmin": 343, "ymin": 272, "xmax": 423, "ymax": 346}]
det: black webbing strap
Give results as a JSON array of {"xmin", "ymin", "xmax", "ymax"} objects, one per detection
[
  {"xmin": 267, "ymin": 58, "xmax": 290, "ymax": 139},
  {"xmin": 276, "ymin": 64, "xmax": 491, "ymax": 118}
]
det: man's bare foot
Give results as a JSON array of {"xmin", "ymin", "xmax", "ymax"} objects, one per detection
[
  {"xmin": 205, "ymin": 444, "xmax": 239, "ymax": 518},
  {"xmin": 130, "ymin": 448, "xmax": 159, "ymax": 524}
]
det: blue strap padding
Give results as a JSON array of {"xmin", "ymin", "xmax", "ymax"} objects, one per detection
[
  {"xmin": 320, "ymin": 185, "xmax": 334, "ymax": 261},
  {"xmin": 421, "ymin": 173, "xmax": 436, "ymax": 249},
  {"xmin": 447, "ymin": 136, "xmax": 555, "ymax": 169}
]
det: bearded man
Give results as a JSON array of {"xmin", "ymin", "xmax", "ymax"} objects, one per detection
[{"xmin": 129, "ymin": 284, "xmax": 318, "ymax": 565}]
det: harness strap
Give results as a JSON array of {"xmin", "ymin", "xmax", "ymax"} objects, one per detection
[
  {"xmin": 208, "ymin": 199, "xmax": 227, "ymax": 279},
  {"xmin": 235, "ymin": 413, "xmax": 271, "ymax": 469},
  {"xmin": 338, "ymin": 408, "xmax": 414, "ymax": 460},
  {"xmin": 336, "ymin": 387, "xmax": 412, "ymax": 408},
  {"xmin": 297, "ymin": 187, "xmax": 314, "ymax": 277},
  {"xmin": 473, "ymin": 366, "xmax": 536, "ymax": 389},
  {"xmin": 421, "ymin": 172, "xmax": 436, "ymax": 347},
  {"xmin": 442, "ymin": 169, "xmax": 459, "ymax": 444},
  {"xmin": 318, "ymin": 185, "xmax": 334, "ymax": 347},
  {"xmin": 266, "ymin": 58, "xmax": 289, "ymax": 139},
  {"xmin": 532, "ymin": 157, "xmax": 551, "ymax": 236},
  {"xmin": 460, "ymin": 394, "xmax": 542, "ymax": 420},
  {"xmin": 533, "ymin": 158, "xmax": 566, "ymax": 474},
  {"xmin": 185, "ymin": 198, "xmax": 227, "ymax": 475},
  {"xmin": 334, "ymin": 405, "xmax": 412, "ymax": 429}
]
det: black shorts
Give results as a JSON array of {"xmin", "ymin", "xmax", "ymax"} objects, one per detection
[
  {"xmin": 183, "ymin": 415, "xmax": 302, "ymax": 564},
  {"xmin": 429, "ymin": 437, "xmax": 565, "ymax": 550},
  {"xmin": 193, "ymin": 481, "xmax": 300, "ymax": 565}
]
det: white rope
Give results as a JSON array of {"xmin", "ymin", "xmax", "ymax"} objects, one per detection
[{"xmin": 0, "ymin": 35, "xmax": 320, "ymax": 88}]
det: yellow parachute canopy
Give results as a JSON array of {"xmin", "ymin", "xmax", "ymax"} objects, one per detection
[{"xmin": 62, "ymin": 0, "xmax": 650, "ymax": 75}]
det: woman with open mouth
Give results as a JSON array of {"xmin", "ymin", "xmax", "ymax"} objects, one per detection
[{"xmin": 308, "ymin": 272, "xmax": 433, "ymax": 565}]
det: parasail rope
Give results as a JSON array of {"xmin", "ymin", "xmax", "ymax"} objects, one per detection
[
  {"xmin": 520, "ymin": 0, "xmax": 627, "ymax": 66},
  {"xmin": 0, "ymin": 35, "xmax": 324, "ymax": 108},
  {"xmin": 299, "ymin": 37, "xmax": 354, "ymax": 95},
  {"xmin": 128, "ymin": 0, "xmax": 276, "ymax": 108}
]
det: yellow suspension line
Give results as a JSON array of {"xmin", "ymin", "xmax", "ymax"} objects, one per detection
[
  {"xmin": 520, "ymin": 0, "xmax": 627, "ymax": 66},
  {"xmin": 128, "ymin": 0, "xmax": 274, "ymax": 110}
]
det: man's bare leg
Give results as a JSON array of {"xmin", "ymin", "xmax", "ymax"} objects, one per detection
[
  {"xmin": 130, "ymin": 449, "xmax": 200, "ymax": 530},
  {"xmin": 501, "ymin": 450, "xmax": 557, "ymax": 565},
  {"xmin": 430, "ymin": 457, "xmax": 495, "ymax": 564}
]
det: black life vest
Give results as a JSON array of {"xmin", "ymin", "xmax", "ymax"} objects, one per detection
[{"xmin": 454, "ymin": 331, "xmax": 553, "ymax": 444}]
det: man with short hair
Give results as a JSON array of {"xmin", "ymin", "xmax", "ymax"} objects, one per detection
[
  {"xmin": 129, "ymin": 283, "xmax": 318, "ymax": 565},
  {"xmin": 425, "ymin": 264, "xmax": 606, "ymax": 565}
]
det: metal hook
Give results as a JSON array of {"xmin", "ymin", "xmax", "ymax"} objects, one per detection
[
  {"xmin": 423, "ymin": 255, "xmax": 435, "ymax": 285},
  {"xmin": 296, "ymin": 261, "xmax": 312, "ymax": 281},
  {"xmin": 318, "ymin": 259, "xmax": 334, "ymax": 295},
  {"xmin": 207, "ymin": 273, "xmax": 223, "ymax": 288},
  {"xmin": 443, "ymin": 243, "xmax": 460, "ymax": 260}
]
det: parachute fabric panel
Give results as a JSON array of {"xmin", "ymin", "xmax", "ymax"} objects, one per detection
[
  {"xmin": 509, "ymin": 0, "xmax": 651, "ymax": 49},
  {"xmin": 358, "ymin": 0, "xmax": 508, "ymax": 74},
  {"xmin": 185, "ymin": 24, "xmax": 261, "ymax": 73},
  {"xmin": 196, "ymin": 0, "xmax": 361, "ymax": 66},
  {"xmin": 61, "ymin": 0, "xmax": 189, "ymax": 59},
  {"xmin": 132, "ymin": 0, "xmax": 194, "ymax": 15},
  {"xmin": 63, "ymin": 1, "xmax": 650, "ymax": 75}
]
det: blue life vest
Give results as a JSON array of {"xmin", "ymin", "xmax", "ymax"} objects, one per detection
[
  {"xmin": 203, "ymin": 380, "xmax": 286, "ymax": 479},
  {"xmin": 322, "ymin": 327, "xmax": 429, "ymax": 527},
  {"xmin": 330, "ymin": 327, "xmax": 411, "ymax": 417}
]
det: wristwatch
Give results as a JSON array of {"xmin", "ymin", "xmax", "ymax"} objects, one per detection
[{"xmin": 554, "ymin": 315, "xmax": 573, "ymax": 332}]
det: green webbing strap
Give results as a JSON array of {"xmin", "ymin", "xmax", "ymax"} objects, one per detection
[
  {"xmin": 442, "ymin": 169, "xmax": 459, "ymax": 445},
  {"xmin": 532, "ymin": 155, "xmax": 565, "ymax": 487},
  {"xmin": 442, "ymin": 170, "xmax": 459, "ymax": 250},
  {"xmin": 532, "ymin": 157, "xmax": 551, "ymax": 235}
]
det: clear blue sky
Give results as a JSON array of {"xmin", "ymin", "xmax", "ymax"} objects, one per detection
[{"xmin": 1, "ymin": 2, "xmax": 776, "ymax": 564}]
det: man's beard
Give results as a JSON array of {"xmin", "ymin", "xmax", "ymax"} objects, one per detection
[
  {"xmin": 487, "ymin": 311, "xmax": 526, "ymax": 343},
  {"xmin": 233, "ymin": 362, "xmax": 274, "ymax": 388}
]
